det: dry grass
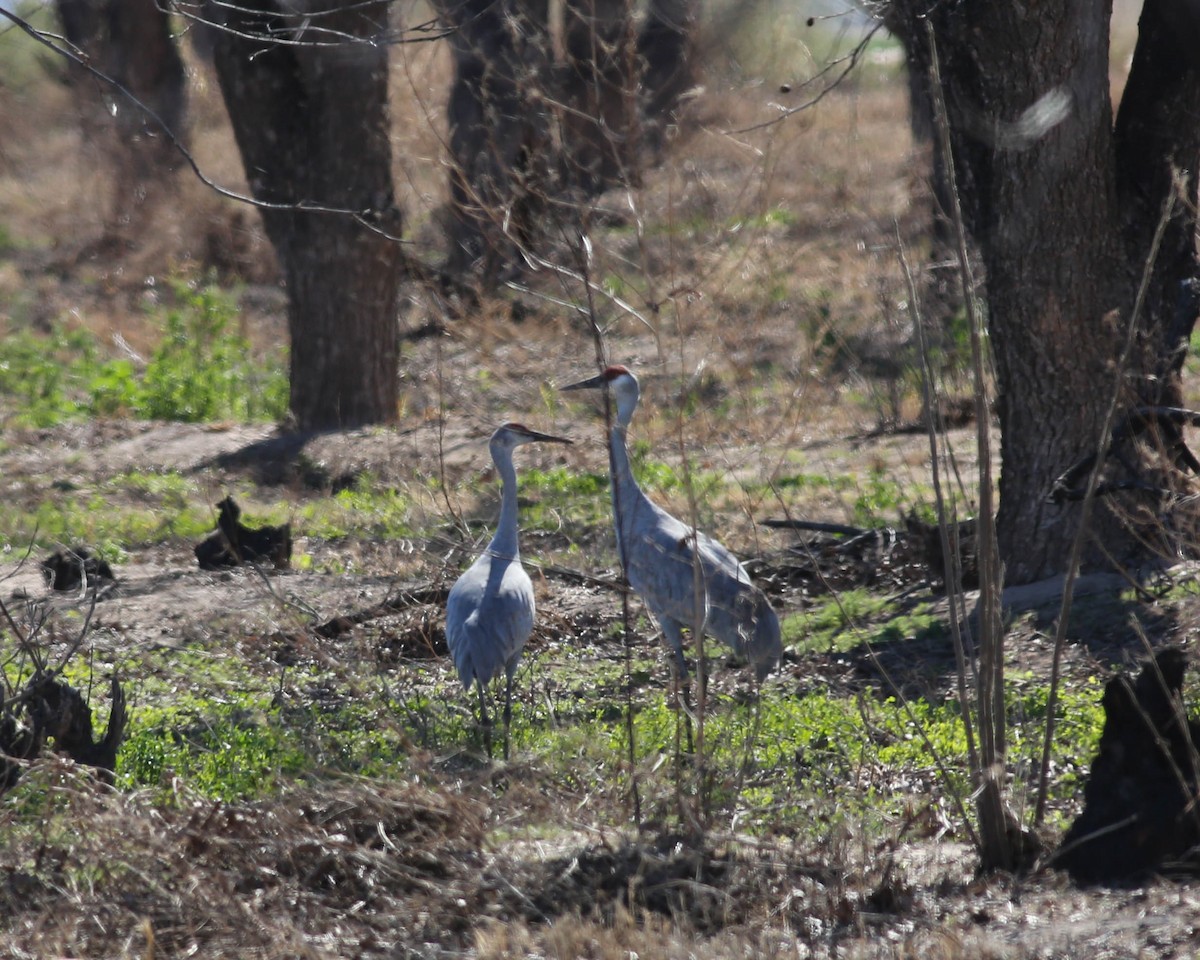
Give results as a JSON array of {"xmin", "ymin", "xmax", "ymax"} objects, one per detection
[
  {"xmin": 1, "ymin": 762, "xmax": 487, "ymax": 957},
  {"xmin": 1, "ymin": 4, "xmax": 1194, "ymax": 959},
  {"xmin": 5, "ymin": 757, "xmax": 1197, "ymax": 959}
]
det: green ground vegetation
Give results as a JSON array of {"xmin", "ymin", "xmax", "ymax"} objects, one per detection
[{"xmin": 0, "ymin": 279, "xmax": 287, "ymax": 427}]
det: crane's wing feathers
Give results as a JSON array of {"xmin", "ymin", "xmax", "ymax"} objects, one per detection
[
  {"xmin": 623, "ymin": 502, "xmax": 748, "ymax": 598},
  {"xmin": 445, "ymin": 553, "xmax": 536, "ymax": 689},
  {"xmin": 622, "ymin": 500, "xmax": 781, "ymax": 673}
]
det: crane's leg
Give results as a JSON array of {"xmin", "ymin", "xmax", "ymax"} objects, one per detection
[
  {"xmin": 477, "ymin": 681, "xmax": 494, "ymax": 759},
  {"xmin": 502, "ymin": 669, "xmax": 515, "ymax": 761},
  {"xmin": 660, "ymin": 618, "xmax": 694, "ymax": 754}
]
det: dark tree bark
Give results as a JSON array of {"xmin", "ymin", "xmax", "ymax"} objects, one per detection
[
  {"xmin": 435, "ymin": 0, "xmax": 698, "ymax": 288},
  {"xmin": 558, "ymin": 0, "xmax": 634, "ymax": 195},
  {"xmin": 207, "ymin": 0, "xmax": 405, "ymax": 430},
  {"xmin": 558, "ymin": 0, "xmax": 698, "ymax": 195},
  {"xmin": 434, "ymin": 0, "xmax": 551, "ymax": 285},
  {"xmin": 905, "ymin": 0, "xmax": 1200, "ymax": 583},
  {"xmin": 55, "ymin": 0, "xmax": 188, "ymax": 223}
]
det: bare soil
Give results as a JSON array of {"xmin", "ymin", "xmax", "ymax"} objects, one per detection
[
  {"xmin": 3, "ymin": 7, "xmax": 1200, "ymax": 955},
  {"xmin": 3, "ymin": 411, "xmax": 1200, "ymax": 958}
]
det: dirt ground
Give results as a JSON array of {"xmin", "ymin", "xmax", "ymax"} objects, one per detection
[
  {"xmin": 4, "ymin": 414, "xmax": 1200, "ymax": 958},
  {"xmin": 3, "ymin": 5, "xmax": 1200, "ymax": 953}
]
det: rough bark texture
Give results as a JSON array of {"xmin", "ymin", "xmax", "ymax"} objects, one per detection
[
  {"xmin": 208, "ymin": 0, "xmax": 404, "ymax": 430},
  {"xmin": 435, "ymin": 0, "xmax": 698, "ymax": 287},
  {"xmin": 1114, "ymin": 0, "xmax": 1200, "ymax": 408},
  {"xmin": 434, "ymin": 0, "xmax": 551, "ymax": 284},
  {"xmin": 909, "ymin": 0, "xmax": 1200, "ymax": 583}
]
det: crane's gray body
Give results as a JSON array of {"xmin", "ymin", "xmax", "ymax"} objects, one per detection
[
  {"xmin": 446, "ymin": 546, "xmax": 534, "ymax": 691},
  {"xmin": 566, "ymin": 367, "xmax": 782, "ymax": 679},
  {"xmin": 444, "ymin": 423, "xmax": 570, "ymax": 756}
]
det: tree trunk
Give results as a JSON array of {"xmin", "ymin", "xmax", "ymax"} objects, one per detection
[
  {"xmin": 923, "ymin": 0, "xmax": 1200, "ymax": 584},
  {"xmin": 207, "ymin": 0, "xmax": 404, "ymax": 430},
  {"xmin": 1113, "ymin": 0, "xmax": 1200, "ymax": 408},
  {"xmin": 435, "ymin": 0, "xmax": 551, "ymax": 285},
  {"xmin": 558, "ymin": 0, "xmax": 636, "ymax": 195},
  {"xmin": 434, "ymin": 0, "xmax": 698, "ymax": 288}
]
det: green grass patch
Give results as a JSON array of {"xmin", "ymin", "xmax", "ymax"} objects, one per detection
[
  {"xmin": 115, "ymin": 647, "xmax": 424, "ymax": 801},
  {"xmin": 782, "ymin": 589, "xmax": 898, "ymax": 654},
  {"xmin": 119, "ymin": 693, "xmax": 416, "ymax": 802},
  {"xmin": 297, "ymin": 475, "xmax": 414, "ymax": 541},
  {"xmin": 772, "ymin": 468, "xmax": 930, "ymax": 529},
  {"xmin": 0, "ymin": 466, "xmax": 428, "ymax": 555},
  {"xmin": 514, "ymin": 677, "xmax": 1108, "ymax": 834},
  {"xmin": 0, "ymin": 279, "xmax": 287, "ymax": 427},
  {"xmin": 0, "ymin": 486, "xmax": 213, "ymax": 554},
  {"xmin": 0, "ymin": 467, "xmax": 252, "ymax": 552},
  {"xmin": 119, "ymin": 698, "xmax": 312, "ymax": 801},
  {"xmin": 628, "ymin": 440, "xmax": 724, "ymax": 500},
  {"xmin": 516, "ymin": 465, "xmax": 611, "ymax": 534}
]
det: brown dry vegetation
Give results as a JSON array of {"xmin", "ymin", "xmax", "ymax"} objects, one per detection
[{"xmin": 3, "ymin": 2, "xmax": 1200, "ymax": 958}]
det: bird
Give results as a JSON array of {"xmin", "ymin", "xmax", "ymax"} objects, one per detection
[
  {"xmin": 560, "ymin": 365, "xmax": 782, "ymax": 683},
  {"xmin": 445, "ymin": 422, "xmax": 572, "ymax": 759}
]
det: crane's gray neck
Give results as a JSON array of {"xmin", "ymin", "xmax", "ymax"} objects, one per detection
[
  {"xmin": 607, "ymin": 423, "xmax": 646, "ymax": 541},
  {"xmin": 488, "ymin": 445, "xmax": 520, "ymax": 560}
]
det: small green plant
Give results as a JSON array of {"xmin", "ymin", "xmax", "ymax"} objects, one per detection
[
  {"xmin": 729, "ymin": 207, "xmax": 797, "ymax": 231},
  {"xmin": 0, "ymin": 325, "xmax": 97, "ymax": 427},
  {"xmin": 602, "ymin": 273, "xmax": 630, "ymax": 299},
  {"xmin": 0, "ymin": 279, "xmax": 287, "ymax": 426},
  {"xmin": 136, "ymin": 281, "xmax": 288, "ymax": 422},
  {"xmin": 628, "ymin": 440, "xmax": 723, "ymax": 499},
  {"xmin": 517, "ymin": 466, "xmax": 610, "ymax": 531},
  {"xmin": 119, "ymin": 700, "xmax": 310, "ymax": 801},
  {"xmin": 782, "ymin": 588, "xmax": 895, "ymax": 654},
  {"xmin": 851, "ymin": 470, "xmax": 905, "ymax": 528},
  {"xmin": 299, "ymin": 474, "xmax": 414, "ymax": 540},
  {"xmin": 119, "ymin": 687, "xmax": 415, "ymax": 801}
]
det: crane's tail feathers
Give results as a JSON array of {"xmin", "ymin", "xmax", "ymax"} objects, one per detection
[{"xmin": 744, "ymin": 593, "xmax": 783, "ymax": 680}]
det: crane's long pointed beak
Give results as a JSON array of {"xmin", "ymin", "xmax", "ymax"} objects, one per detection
[
  {"xmin": 559, "ymin": 373, "xmax": 607, "ymax": 392},
  {"xmin": 524, "ymin": 428, "xmax": 573, "ymax": 445}
]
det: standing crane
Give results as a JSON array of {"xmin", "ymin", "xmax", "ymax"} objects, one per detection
[
  {"xmin": 445, "ymin": 422, "xmax": 572, "ymax": 759},
  {"xmin": 560, "ymin": 365, "xmax": 782, "ymax": 682}
]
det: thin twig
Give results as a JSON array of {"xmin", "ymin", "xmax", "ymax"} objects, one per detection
[
  {"xmin": 927, "ymin": 20, "xmax": 1010, "ymax": 867},
  {"xmin": 572, "ymin": 234, "xmax": 642, "ymax": 827},
  {"xmin": 897, "ymin": 222, "xmax": 979, "ymax": 776}
]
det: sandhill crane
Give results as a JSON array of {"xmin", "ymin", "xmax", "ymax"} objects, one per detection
[
  {"xmin": 445, "ymin": 422, "xmax": 572, "ymax": 759},
  {"xmin": 560, "ymin": 365, "xmax": 782, "ymax": 682}
]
